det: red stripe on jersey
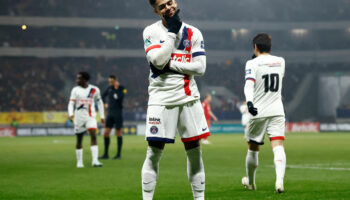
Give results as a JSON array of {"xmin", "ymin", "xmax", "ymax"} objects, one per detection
[
  {"xmin": 185, "ymin": 28, "xmax": 193, "ymax": 52},
  {"xmin": 270, "ymin": 136, "xmax": 285, "ymax": 141},
  {"xmin": 181, "ymin": 132, "xmax": 210, "ymax": 142},
  {"xmin": 70, "ymin": 99, "xmax": 76, "ymax": 102},
  {"xmin": 91, "ymin": 88, "xmax": 96, "ymax": 96},
  {"xmin": 88, "ymin": 104, "xmax": 92, "ymax": 117},
  {"xmin": 184, "ymin": 75, "xmax": 191, "ymax": 96},
  {"xmin": 145, "ymin": 45, "xmax": 161, "ymax": 54}
]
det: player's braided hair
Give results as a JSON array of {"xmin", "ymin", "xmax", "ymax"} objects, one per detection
[
  {"xmin": 78, "ymin": 71, "xmax": 90, "ymax": 81},
  {"xmin": 253, "ymin": 33, "xmax": 272, "ymax": 53}
]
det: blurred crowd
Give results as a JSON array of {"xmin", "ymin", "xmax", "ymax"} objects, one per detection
[
  {"xmin": 1, "ymin": 0, "xmax": 350, "ymax": 22},
  {"xmin": 0, "ymin": 57, "xmax": 314, "ymax": 113},
  {"xmin": 1, "ymin": 26, "xmax": 350, "ymax": 51}
]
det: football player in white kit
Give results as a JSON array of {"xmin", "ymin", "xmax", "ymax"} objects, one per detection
[
  {"xmin": 141, "ymin": 0, "xmax": 208, "ymax": 199},
  {"xmin": 241, "ymin": 33, "xmax": 286, "ymax": 193},
  {"xmin": 68, "ymin": 72, "xmax": 105, "ymax": 168}
]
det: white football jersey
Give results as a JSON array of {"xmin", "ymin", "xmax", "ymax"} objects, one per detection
[
  {"xmin": 69, "ymin": 84, "xmax": 103, "ymax": 119},
  {"xmin": 143, "ymin": 21, "xmax": 205, "ymax": 106},
  {"xmin": 245, "ymin": 54, "xmax": 285, "ymax": 118}
]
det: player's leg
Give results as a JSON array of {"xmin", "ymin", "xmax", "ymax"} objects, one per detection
[
  {"xmin": 114, "ymin": 115, "xmax": 123, "ymax": 159},
  {"xmin": 99, "ymin": 127, "xmax": 111, "ymax": 159},
  {"xmin": 75, "ymin": 131, "xmax": 85, "ymax": 168},
  {"xmin": 242, "ymin": 118, "xmax": 267, "ymax": 190},
  {"xmin": 100, "ymin": 115, "xmax": 114, "ymax": 159},
  {"xmin": 183, "ymin": 140, "xmax": 205, "ymax": 200},
  {"xmin": 86, "ymin": 118, "xmax": 102, "ymax": 167},
  {"xmin": 179, "ymin": 101, "xmax": 209, "ymax": 200},
  {"xmin": 88, "ymin": 128, "xmax": 102, "ymax": 167},
  {"xmin": 268, "ymin": 116, "xmax": 286, "ymax": 193},
  {"xmin": 142, "ymin": 141, "xmax": 165, "ymax": 200},
  {"xmin": 141, "ymin": 105, "xmax": 177, "ymax": 199}
]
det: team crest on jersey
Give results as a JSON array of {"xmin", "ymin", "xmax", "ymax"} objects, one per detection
[
  {"xmin": 150, "ymin": 126, "xmax": 158, "ymax": 134},
  {"xmin": 183, "ymin": 39, "xmax": 191, "ymax": 48},
  {"xmin": 145, "ymin": 36, "xmax": 152, "ymax": 47}
]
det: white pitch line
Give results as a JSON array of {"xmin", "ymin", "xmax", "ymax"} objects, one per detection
[{"xmin": 287, "ymin": 165, "xmax": 350, "ymax": 171}]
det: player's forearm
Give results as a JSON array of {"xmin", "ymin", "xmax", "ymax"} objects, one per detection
[
  {"xmin": 244, "ymin": 81, "xmax": 255, "ymax": 102},
  {"xmin": 169, "ymin": 56, "xmax": 206, "ymax": 76},
  {"xmin": 68, "ymin": 101, "xmax": 75, "ymax": 117},
  {"xmin": 146, "ymin": 33, "xmax": 176, "ymax": 69},
  {"xmin": 209, "ymin": 111, "xmax": 217, "ymax": 120}
]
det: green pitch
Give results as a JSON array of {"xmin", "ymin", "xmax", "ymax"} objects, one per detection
[{"xmin": 1, "ymin": 133, "xmax": 350, "ymax": 200}]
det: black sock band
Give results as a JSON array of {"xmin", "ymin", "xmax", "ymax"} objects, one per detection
[
  {"xmin": 117, "ymin": 136, "xmax": 123, "ymax": 156},
  {"xmin": 104, "ymin": 137, "xmax": 110, "ymax": 156}
]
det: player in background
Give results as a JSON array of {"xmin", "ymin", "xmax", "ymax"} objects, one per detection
[
  {"xmin": 100, "ymin": 75, "xmax": 126, "ymax": 159},
  {"xmin": 238, "ymin": 101, "xmax": 250, "ymax": 133},
  {"xmin": 201, "ymin": 94, "xmax": 218, "ymax": 144},
  {"xmin": 241, "ymin": 33, "xmax": 286, "ymax": 193},
  {"xmin": 142, "ymin": 0, "xmax": 208, "ymax": 199},
  {"xmin": 68, "ymin": 72, "xmax": 105, "ymax": 168}
]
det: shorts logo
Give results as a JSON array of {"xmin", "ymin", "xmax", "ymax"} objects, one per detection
[
  {"xmin": 171, "ymin": 53, "xmax": 191, "ymax": 63},
  {"xmin": 148, "ymin": 117, "xmax": 161, "ymax": 125},
  {"xmin": 150, "ymin": 126, "xmax": 158, "ymax": 134},
  {"xmin": 183, "ymin": 39, "xmax": 191, "ymax": 48}
]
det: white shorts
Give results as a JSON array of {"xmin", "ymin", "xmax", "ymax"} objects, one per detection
[
  {"xmin": 145, "ymin": 100, "xmax": 210, "ymax": 143},
  {"xmin": 245, "ymin": 116, "xmax": 285, "ymax": 145},
  {"xmin": 74, "ymin": 116, "xmax": 97, "ymax": 134}
]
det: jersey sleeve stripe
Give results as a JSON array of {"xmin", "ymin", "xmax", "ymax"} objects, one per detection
[
  {"xmin": 192, "ymin": 51, "xmax": 206, "ymax": 57},
  {"xmin": 245, "ymin": 78, "xmax": 256, "ymax": 83},
  {"xmin": 70, "ymin": 99, "xmax": 76, "ymax": 102},
  {"xmin": 145, "ymin": 45, "xmax": 161, "ymax": 54}
]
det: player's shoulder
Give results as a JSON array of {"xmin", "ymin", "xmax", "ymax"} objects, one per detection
[
  {"xmin": 183, "ymin": 22, "xmax": 202, "ymax": 36},
  {"xmin": 89, "ymin": 84, "xmax": 100, "ymax": 91},
  {"xmin": 71, "ymin": 86, "xmax": 80, "ymax": 92},
  {"xmin": 143, "ymin": 21, "xmax": 162, "ymax": 35},
  {"xmin": 269, "ymin": 54, "xmax": 285, "ymax": 63}
]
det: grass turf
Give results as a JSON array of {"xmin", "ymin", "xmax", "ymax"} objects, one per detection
[{"xmin": 0, "ymin": 133, "xmax": 350, "ymax": 200}]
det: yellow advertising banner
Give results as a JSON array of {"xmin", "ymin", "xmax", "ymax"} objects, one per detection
[
  {"xmin": 0, "ymin": 112, "xmax": 43, "ymax": 125},
  {"xmin": 43, "ymin": 112, "xmax": 69, "ymax": 123}
]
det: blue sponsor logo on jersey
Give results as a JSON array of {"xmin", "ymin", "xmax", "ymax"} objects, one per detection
[
  {"xmin": 200, "ymin": 41, "xmax": 204, "ymax": 49},
  {"xmin": 183, "ymin": 39, "xmax": 191, "ymax": 48},
  {"xmin": 150, "ymin": 126, "xmax": 158, "ymax": 134}
]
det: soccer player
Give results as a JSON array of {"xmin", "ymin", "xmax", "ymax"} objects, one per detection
[
  {"xmin": 142, "ymin": 0, "xmax": 208, "ymax": 199},
  {"xmin": 100, "ymin": 75, "xmax": 126, "ymax": 159},
  {"xmin": 201, "ymin": 94, "xmax": 218, "ymax": 144},
  {"xmin": 68, "ymin": 72, "xmax": 105, "ymax": 168},
  {"xmin": 241, "ymin": 33, "xmax": 286, "ymax": 193}
]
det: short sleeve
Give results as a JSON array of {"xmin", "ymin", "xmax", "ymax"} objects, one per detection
[{"xmin": 245, "ymin": 61, "xmax": 256, "ymax": 83}]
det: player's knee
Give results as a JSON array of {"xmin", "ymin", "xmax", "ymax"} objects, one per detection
[
  {"xmin": 184, "ymin": 140, "xmax": 200, "ymax": 150},
  {"xmin": 248, "ymin": 142, "xmax": 260, "ymax": 151}
]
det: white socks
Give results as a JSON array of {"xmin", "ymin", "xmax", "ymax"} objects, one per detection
[
  {"xmin": 273, "ymin": 145, "xmax": 286, "ymax": 185},
  {"xmin": 90, "ymin": 145, "xmax": 99, "ymax": 163},
  {"xmin": 246, "ymin": 149, "xmax": 259, "ymax": 185},
  {"xmin": 141, "ymin": 146, "xmax": 163, "ymax": 200},
  {"xmin": 186, "ymin": 147, "xmax": 205, "ymax": 200},
  {"xmin": 76, "ymin": 149, "xmax": 83, "ymax": 164}
]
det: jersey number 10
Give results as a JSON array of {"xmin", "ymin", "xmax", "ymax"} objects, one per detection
[{"xmin": 262, "ymin": 74, "xmax": 279, "ymax": 92}]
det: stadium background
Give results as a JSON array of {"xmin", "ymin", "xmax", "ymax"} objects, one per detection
[{"xmin": 1, "ymin": 0, "xmax": 350, "ymax": 199}]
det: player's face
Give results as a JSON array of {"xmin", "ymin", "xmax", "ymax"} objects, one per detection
[
  {"xmin": 154, "ymin": 0, "xmax": 177, "ymax": 18},
  {"xmin": 76, "ymin": 74, "xmax": 85, "ymax": 86},
  {"xmin": 108, "ymin": 78, "xmax": 115, "ymax": 86},
  {"xmin": 114, "ymin": 80, "xmax": 120, "ymax": 89}
]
